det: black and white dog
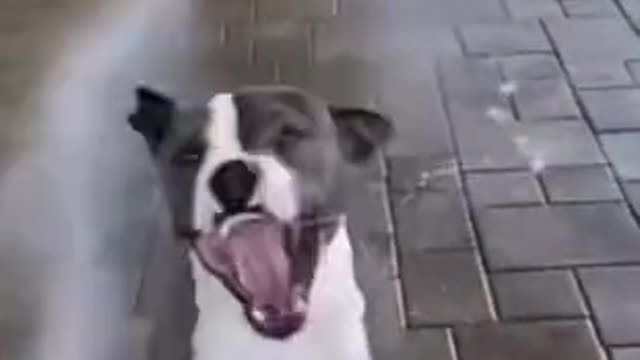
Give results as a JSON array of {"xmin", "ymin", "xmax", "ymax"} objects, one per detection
[{"xmin": 128, "ymin": 85, "xmax": 393, "ymax": 360}]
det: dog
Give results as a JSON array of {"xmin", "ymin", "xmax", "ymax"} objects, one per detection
[{"xmin": 128, "ymin": 85, "xmax": 393, "ymax": 360}]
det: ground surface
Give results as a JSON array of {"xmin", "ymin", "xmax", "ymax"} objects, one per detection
[{"xmin": 2, "ymin": 0, "xmax": 640, "ymax": 359}]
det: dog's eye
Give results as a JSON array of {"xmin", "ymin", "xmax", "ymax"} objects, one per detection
[
  {"xmin": 281, "ymin": 125, "xmax": 308, "ymax": 140},
  {"xmin": 174, "ymin": 142, "xmax": 206, "ymax": 165},
  {"xmin": 275, "ymin": 125, "xmax": 306, "ymax": 152}
]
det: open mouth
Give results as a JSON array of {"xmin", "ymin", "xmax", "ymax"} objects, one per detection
[{"xmin": 192, "ymin": 210, "xmax": 330, "ymax": 340}]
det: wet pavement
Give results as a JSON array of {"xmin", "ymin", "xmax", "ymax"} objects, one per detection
[{"xmin": 3, "ymin": 0, "xmax": 640, "ymax": 359}]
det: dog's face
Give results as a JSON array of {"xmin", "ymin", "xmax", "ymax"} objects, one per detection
[{"xmin": 128, "ymin": 85, "xmax": 392, "ymax": 339}]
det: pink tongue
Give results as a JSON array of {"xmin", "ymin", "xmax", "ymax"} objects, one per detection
[{"xmin": 226, "ymin": 219, "xmax": 291, "ymax": 309}]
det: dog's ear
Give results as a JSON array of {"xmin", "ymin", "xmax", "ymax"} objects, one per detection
[
  {"xmin": 329, "ymin": 107, "xmax": 394, "ymax": 164},
  {"xmin": 128, "ymin": 86, "xmax": 175, "ymax": 152}
]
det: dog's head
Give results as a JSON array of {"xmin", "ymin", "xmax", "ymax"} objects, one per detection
[{"xmin": 128, "ymin": 85, "xmax": 392, "ymax": 339}]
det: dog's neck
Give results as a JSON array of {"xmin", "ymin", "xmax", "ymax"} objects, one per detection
[{"xmin": 189, "ymin": 220, "xmax": 370, "ymax": 360}]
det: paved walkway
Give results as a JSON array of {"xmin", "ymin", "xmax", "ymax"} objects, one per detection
[{"xmin": 3, "ymin": 0, "xmax": 640, "ymax": 359}]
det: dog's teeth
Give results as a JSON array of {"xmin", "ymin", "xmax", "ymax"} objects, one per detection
[
  {"xmin": 294, "ymin": 297, "xmax": 307, "ymax": 312},
  {"xmin": 251, "ymin": 308, "xmax": 266, "ymax": 322}
]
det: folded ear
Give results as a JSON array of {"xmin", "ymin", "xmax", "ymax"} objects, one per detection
[
  {"xmin": 329, "ymin": 107, "xmax": 394, "ymax": 164},
  {"xmin": 128, "ymin": 86, "xmax": 175, "ymax": 152}
]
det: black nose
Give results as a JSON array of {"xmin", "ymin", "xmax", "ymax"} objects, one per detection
[{"xmin": 209, "ymin": 159, "xmax": 258, "ymax": 213}]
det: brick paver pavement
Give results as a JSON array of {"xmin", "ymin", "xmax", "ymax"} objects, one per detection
[{"xmin": 2, "ymin": 0, "xmax": 640, "ymax": 359}]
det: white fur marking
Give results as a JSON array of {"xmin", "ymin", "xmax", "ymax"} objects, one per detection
[
  {"xmin": 207, "ymin": 93, "xmax": 241, "ymax": 154},
  {"xmin": 253, "ymin": 154, "xmax": 299, "ymax": 221},
  {"xmin": 195, "ymin": 93, "xmax": 299, "ymax": 231}
]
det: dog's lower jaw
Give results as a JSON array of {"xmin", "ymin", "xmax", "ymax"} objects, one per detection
[{"xmin": 189, "ymin": 222, "xmax": 371, "ymax": 360}]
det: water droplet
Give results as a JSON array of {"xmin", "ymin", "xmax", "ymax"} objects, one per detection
[
  {"xmin": 529, "ymin": 157, "xmax": 546, "ymax": 174},
  {"xmin": 486, "ymin": 106, "xmax": 514, "ymax": 124},
  {"xmin": 499, "ymin": 81, "xmax": 518, "ymax": 96}
]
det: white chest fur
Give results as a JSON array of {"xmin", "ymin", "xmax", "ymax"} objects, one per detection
[{"xmin": 189, "ymin": 223, "xmax": 371, "ymax": 360}]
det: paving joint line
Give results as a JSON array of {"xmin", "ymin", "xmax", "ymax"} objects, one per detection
[
  {"xmin": 477, "ymin": 201, "xmax": 549, "ymax": 210},
  {"xmin": 249, "ymin": 0, "xmax": 257, "ymax": 22},
  {"xmin": 578, "ymin": 84, "xmax": 640, "ymax": 91},
  {"xmin": 521, "ymin": 115, "xmax": 583, "ymax": 121},
  {"xmin": 409, "ymin": 314, "xmax": 597, "ymax": 329},
  {"xmin": 624, "ymin": 59, "xmax": 640, "ymax": 82},
  {"xmin": 595, "ymin": 128, "xmax": 640, "ymax": 135},
  {"xmin": 490, "ymin": 261, "xmax": 640, "ymax": 274},
  {"xmin": 379, "ymin": 154, "xmax": 410, "ymax": 329},
  {"xmin": 610, "ymin": 0, "xmax": 640, "ymax": 34},
  {"xmin": 610, "ymin": 344, "xmax": 640, "ymax": 350},
  {"xmin": 446, "ymin": 327, "xmax": 462, "ymax": 360},
  {"xmin": 571, "ymin": 269, "xmax": 614, "ymax": 359},
  {"xmin": 398, "ymin": 246, "xmax": 478, "ymax": 256},
  {"xmin": 306, "ymin": 20, "xmax": 316, "ymax": 68},
  {"xmin": 534, "ymin": 169, "xmax": 552, "ymax": 205},
  {"xmin": 539, "ymin": 18, "xmax": 640, "ymax": 228},
  {"xmin": 462, "ymin": 162, "xmax": 614, "ymax": 175},
  {"xmin": 498, "ymin": 0, "xmax": 514, "ymax": 20},
  {"xmin": 331, "ymin": 0, "xmax": 340, "ymax": 16},
  {"xmin": 219, "ymin": 21, "xmax": 231, "ymax": 45},
  {"xmin": 498, "ymin": 314, "xmax": 592, "ymax": 324},
  {"xmin": 473, "ymin": 198, "xmax": 625, "ymax": 210},
  {"xmin": 273, "ymin": 62, "xmax": 282, "ymax": 83},
  {"xmin": 544, "ymin": 198, "xmax": 624, "ymax": 206},
  {"xmin": 248, "ymin": 39, "xmax": 257, "ymax": 65},
  {"xmin": 556, "ymin": 0, "xmax": 572, "ymax": 18},
  {"xmin": 408, "ymin": 322, "xmax": 480, "ymax": 330},
  {"xmin": 452, "ymin": 26, "xmax": 470, "ymax": 57},
  {"xmin": 435, "ymin": 57, "xmax": 500, "ymax": 321},
  {"xmin": 496, "ymin": 60, "xmax": 522, "ymax": 122},
  {"xmin": 464, "ymin": 49, "xmax": 555, "ymax": 58}
]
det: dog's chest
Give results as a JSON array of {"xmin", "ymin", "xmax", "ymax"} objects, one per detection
[
  {"xmin": 191, "ymin": 307, "xmax": 369, "ymax": 360},
  {"xmin": 189, "ymin": 224, "xmax": 371, "ymax": 360}
]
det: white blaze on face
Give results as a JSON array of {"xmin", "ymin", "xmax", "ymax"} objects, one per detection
[
  {"xmin": 193, "ymin": 93, "xmax": 299, "ymax": 234},
  {"xmin": 207, "ymin": 94, "xmax": 242, "ymax": 154},
  {"xmin": 253, "ymin": 154, "xmax": 299, "ymax": 221}
]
